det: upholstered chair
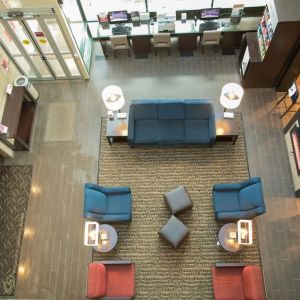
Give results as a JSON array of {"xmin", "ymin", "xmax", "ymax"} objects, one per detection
[
  {"xmin": 87, "ymin": 261, "xmax": 135, "ymax": 299},
  {"xmin": 84, "ymin": 183, "xmax": 132, "ymax": 223},
  {"xmin": 153, "ymin": 33, "xmax": 171, "ymax": 56},
  {"xmin": 212, "ymin": 177, "xmax": 265, "ymax": 221},
  {"xmin": 201, "ymin": 30, "xmax": 221, "ymax": 53},
  {"xmin": 110, "ymin": 35, "xmax": 130, "ymax": 58}
]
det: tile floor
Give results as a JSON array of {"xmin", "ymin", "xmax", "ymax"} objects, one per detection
[{"xmin": 2, "ymin": 42, "xmax": 300, "ymax": 299}]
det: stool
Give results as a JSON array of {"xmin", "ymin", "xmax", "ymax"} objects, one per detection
[
  {"xmin": 158, "ymin": 215, "xmax": 190, "ymax": 248},
  {"xmin": 163, "ymin": 186, "xmax": 193, "ymax": 215}
]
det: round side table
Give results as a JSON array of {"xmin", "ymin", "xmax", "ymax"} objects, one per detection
[
  {"xmin": 218, "ymin": 223, "xmax": 241, "ymax": 253},
  {"xmin": 94, "ymin": 224, "xmax": 118, "ymax": 253}
]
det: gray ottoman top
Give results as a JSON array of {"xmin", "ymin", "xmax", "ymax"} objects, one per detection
[
  {"xmin": 164, "ymin": 186, "xmax": 193, "ymax": 214},
  {"xmin": 158, "ymin": 215, "xmax": 190, "ymax": 248}
]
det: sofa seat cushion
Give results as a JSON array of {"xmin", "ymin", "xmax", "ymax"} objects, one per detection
[
  {"xmin": 159, "ymin": 120, "xmax": 184, "ymax": 144},
  {"xmin": 85, "ymin": 189, "xmax": 107, "ymax": 214},
  {"xmin": 242, "ymin": 266, "xmax": 266, "ymax": 300},
  {"xmin": 184, "ymin": 99, "xmax": 212, "ymax": 119},
  {"xmin": 135, "ymin": 120, "xmax": 159, "ymax": 144},
  {"xmin": 105, "ymin": 264, "xmax": 135, "ymax": 297},
  {"xmin": 213, "ymin": 190, "xmax": 240, "ymax": 213},
  {"xmin": 212, "ymin": 266, "xmax": 246, "ymax": 300},
  {"xmin": 87, "ymin": 263, "xmax": 106, "ymax": 298},
  {"xmin": 158, "ymin": 101, "xmax": 184, "ymax": 119},
  {"xmin": 184, "ymin": 120, "xmax": 210, "ymax": 143},
  {"xmin": 239, "ymin": 183, "xmax": 264, "ymax": 211}
]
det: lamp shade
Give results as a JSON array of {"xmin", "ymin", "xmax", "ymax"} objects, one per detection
[
  {"xmin": 220, "ymin": 83, "xmax": 244, "ymax": 110},
  {"xmin": 102, "ymin": 85, "xmax": 125, "ymax": 111}
]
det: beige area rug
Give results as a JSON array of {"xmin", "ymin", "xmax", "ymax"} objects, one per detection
[
  {"xmin": 44, "ymin": 102, "xmax": 76, "ymax": 142},
  {"xmin": 95, "ymin": 116, "xmax": 261, "ymax": 300}
]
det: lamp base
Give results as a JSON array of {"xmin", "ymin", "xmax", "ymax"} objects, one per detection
[{"xmin": 224, "ymin": 112, "xmax": 234, "ymax": 119}]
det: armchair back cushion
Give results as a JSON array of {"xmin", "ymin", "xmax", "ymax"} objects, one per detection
[
  {"xmin": 242, "ymin": 266, "xmax": 266, "ymax": 300},
  {"xmin": 84, "ymin": 189, "xmax": 107, "ymax": 214},
  {"xmin": 87, "ymin": 263, "xmax": 106, "ymax": 298},
  {"xmin": 239, "ymin": 183, "xmax": 264, "ymax": 211}
]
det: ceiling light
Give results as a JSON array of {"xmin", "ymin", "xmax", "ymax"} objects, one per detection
[{"xmin": 2, "ymin": 0, "xmax": 22, "ymax": 9}]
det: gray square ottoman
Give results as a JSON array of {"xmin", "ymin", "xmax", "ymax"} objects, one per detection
[
  {"xmin": 164, "ymin": 186, "xmax": 193, "ymax": 215},
  {"xmin": 158, "ymin": 215, "xmax": 190, "ymax": 248}
]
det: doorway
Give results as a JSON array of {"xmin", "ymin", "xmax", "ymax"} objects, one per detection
[{"xmin": 0, "ymin": 13, "xmax": 83, "ymax": 80}]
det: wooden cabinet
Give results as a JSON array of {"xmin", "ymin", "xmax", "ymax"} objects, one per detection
[
  {"xmin": 0, "ymin": 86, "xmax": 36, "ymax": 150},
  {"xmin": 239, "ymin": 0, "xmax": 300, "ymax": 88}
]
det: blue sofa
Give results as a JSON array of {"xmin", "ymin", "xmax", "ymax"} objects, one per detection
[
  {"xmin": 84, "ymin": 183, "xmax": 132, "ymax": 222},
  {"xmin": 127, "ymin": 99, "xmax": 216, "ymax": 146},
  {"xmin": 212, "ymin": 177, "xmax": 266, "ymax": 221}
]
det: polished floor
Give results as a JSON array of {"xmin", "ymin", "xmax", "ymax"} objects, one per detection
[{"xmin": 2, "ymin": 42, "xmax": 300, "ymax": 299}]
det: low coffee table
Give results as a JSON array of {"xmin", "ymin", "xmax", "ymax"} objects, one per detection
[
  {"xmin": 94, "ymin": 224, "xmax": 118, "ymax": 253},
  {"xmin": 106, "ymin": 117, "xmax": 128, "ymax": 146},
  {"xmin": 218, "ymin": 223, "xmax": 241, "ymax": 253},
  {"xmin": 215, "ymin": 112, "xmax": 239, "ymax": 145}
]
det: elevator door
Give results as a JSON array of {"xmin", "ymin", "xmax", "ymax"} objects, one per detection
[{"xmin": 0, "ymin": 14, "xmax": 82, "ymax": 80}]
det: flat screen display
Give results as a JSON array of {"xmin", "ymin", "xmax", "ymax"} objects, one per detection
[
  {"xmin": 109, "ymin": 11, "xmax": 128, "ymax": 23},
  {"xmin": 200, "ymin": 8, "xmax": 221, "ymax": 20}
]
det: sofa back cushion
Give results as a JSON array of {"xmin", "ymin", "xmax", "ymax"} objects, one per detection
[
  {"xmin": 87, "ymin": 263, "xmax": 106, "ymax": 299},
  {"xmin": 158, "ymin": 100, "xmax": 185, "ymax": 119},
  {"xmin": 242, "ymin": 266, "xmax": 266, "ymax": 300},
  {"xmin": 130, "ymin": 100, "xmax": 158, "ymax": 120},
  {"xmin": 184, "ymin": 99, "xmax": 213, "ymax": 119}
]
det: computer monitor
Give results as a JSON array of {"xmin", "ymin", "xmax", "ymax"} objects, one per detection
[
  {"xmin": 108, "ymin": 11, "xmax": 128, "ymax": 24},
  {"xmin": 200, "ymin": 8, "xmax": 221, "ymax": 21}
]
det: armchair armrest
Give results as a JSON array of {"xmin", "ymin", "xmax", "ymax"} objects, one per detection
[
  {"xmin": 213, "ymin": 182, "xmax": 243, "ymax": 191},
  {"xmin": 101, "ymin": 186, "xmax": 131, "ymax": 194},
  {"xmin": 94, "ymin": 260, "xmax": 133, "ymax": 265},
  {"xmin": 215, "ymin": 262, "xmax": 247, "ymax": 268},
  {"xmin": 85, "ymin": 182, "xmax": 103, "ymax": 192}
]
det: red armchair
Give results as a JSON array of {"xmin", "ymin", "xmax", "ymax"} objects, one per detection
[
  {"xmin": 87, "ymin": 261, "xmax": 135, "ymax": 299},
  {"xmin": 212, "ymin": 263, "xmax": 266, "ymax": 300}
]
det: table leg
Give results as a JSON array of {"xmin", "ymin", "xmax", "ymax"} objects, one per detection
[
  {"xmin": 99, "ymin": 39, "xmax": 109, "ymax": 59},
  {"xmin": 233, "ymin": 136, "xmax": 238, "ymax": 145},
  {"xmin": 107, "ymin": 136, "xmax": 112, "ymax": 146}
]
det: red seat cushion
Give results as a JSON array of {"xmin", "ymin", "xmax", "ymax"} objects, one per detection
[
  {"xmin": 242, "ymin": 266, "xmax": 266, "ymax": 300},
  {"xmin": 212, "ymin": 266, "xmax": 246, "ymax": 300},
  {"xmin": 106, "ymin": 263, "xmax": 135, "ymax": 297},
  {"xmin": 87, "ymin": 263, "xmax": 106, "ymax": 299}
]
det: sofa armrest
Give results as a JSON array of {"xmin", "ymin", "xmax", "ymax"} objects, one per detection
[
  {"xmin": 239, "ymin": 177, "xmax": 261, "ymax": 188},
  {"xmin": 209, "ymin": 115, "xmax": 216, "ymax": 145},
  {"xmin": 127, "ymin": 110, "xmax": 135, "ymax": 144}
]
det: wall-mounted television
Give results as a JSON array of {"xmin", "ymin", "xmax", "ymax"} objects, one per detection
[
  {"xmin": 108, "ymin": 11, "xmax": 128, "ymax": 24},
  {"xmin": 200, "ymin": 8, "xmax": 221, "ymax": 20}
]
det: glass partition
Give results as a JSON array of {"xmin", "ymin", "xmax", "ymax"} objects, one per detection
[
  {"xmin": 213, "ymin": 0, "xmax": 267, "ymax": 8},
  {"xmin": 148, "ymin": 0, "xmax": 211, "ymax": 12},
  {"xmin": 81, "ymin": 0, "xmax": 146, "ymax": 21}
]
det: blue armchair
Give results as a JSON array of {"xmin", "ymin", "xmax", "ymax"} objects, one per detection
[
  {"xmin": 84, "ymin": 183, "xmax": 132, "ymax": 223},
  {"xmin": 212, "ymin": 177, "xmax": 265, "ymax": 221}
]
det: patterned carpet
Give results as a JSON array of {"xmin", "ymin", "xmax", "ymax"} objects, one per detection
[
  {"xmin": 0, "ymin": 165, "xmax": 32, "ymax": 296},
  {"xmin": 94, "ymin": 116, "xmax": 261, "ymax": 299}
]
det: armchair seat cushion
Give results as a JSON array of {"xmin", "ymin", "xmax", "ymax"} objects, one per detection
[
  {"xmin": 87, "ymin": 263, "xmax": 106, "ymax": 298},
  {"xmin": 106, "ymin": 264, "xmax": 135, "ymax": 297},
  {"xmin": 213, "ymin": 190, "xmax": 240, "ymax": 213},
  {"xmin": 107, "ymin": 193, "xmax": 132, "ymax": 215},
  {"xmin": 212, "ymin": 266, "xmax": 246, "ymax": 300}
]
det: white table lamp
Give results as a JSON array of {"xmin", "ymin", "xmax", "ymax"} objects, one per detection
[
  {"xmin": 220, "ymin": 83, "xmax": 244, "ymax": 118},
  {"xmin": 237, "ymin": 219, "xmax": 253, "ymax": 245},
  {"xmin": 102, "ymin": 85, "xmax": 125, "ymax": 112},
  {"xmin": 84, "ymin": 221, "xmax": 99, "ymax": 246}
]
